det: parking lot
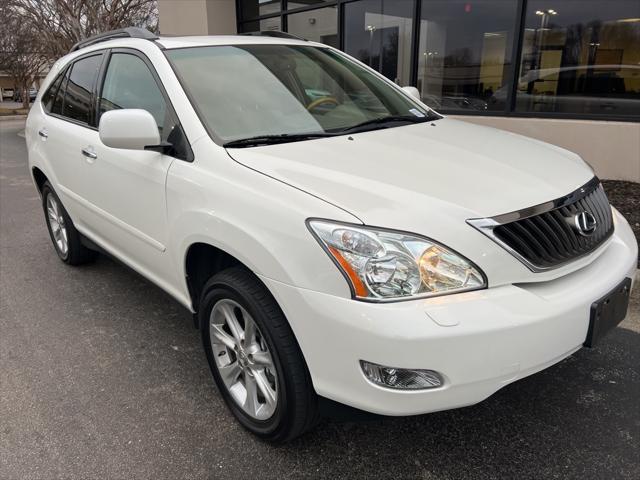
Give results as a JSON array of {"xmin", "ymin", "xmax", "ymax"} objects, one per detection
[{"xmin": 1, "ymin": 117, "xmax": 639, "ymax": 479}]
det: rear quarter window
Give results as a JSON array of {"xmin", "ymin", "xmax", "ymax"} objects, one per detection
[{"xmin": 41, "ymin": 70, "xmax": 66, "ymax": 113}]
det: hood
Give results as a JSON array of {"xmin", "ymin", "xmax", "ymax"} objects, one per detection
[
  {"xmin": 226, "ymin": 118, "xmax": 594, "ymax": 225},
  {"xmin": 226, "ymin": 118, "xmax": 597, "ymax": 285}
]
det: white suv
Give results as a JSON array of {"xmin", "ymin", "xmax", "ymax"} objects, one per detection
[{"xmin": 26, "ymin": 28, "xmax": 638, "ymax": 442}]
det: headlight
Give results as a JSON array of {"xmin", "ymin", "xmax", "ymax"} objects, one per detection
[{"xmin": 307, "ymin": 219, "xmax": 486, "ymax": 301}]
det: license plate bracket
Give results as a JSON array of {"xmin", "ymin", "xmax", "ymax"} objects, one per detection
[{"xmin": 584, "ymin": 277, "xmax": 632, "ymax": 348}]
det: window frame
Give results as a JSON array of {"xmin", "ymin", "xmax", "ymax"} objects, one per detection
[
  {"xmin": 95, "ymin": 47, "xmax": 194, "ymax": 162},
  {"xmin": 236, "ymin": 0, "xmax": 640, "ymax": 123},
  {"xmin": 42, "ymin": 50, "xmax": 106, "ymax": 130}
]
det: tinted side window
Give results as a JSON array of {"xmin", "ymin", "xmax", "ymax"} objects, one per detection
[
  {"xmin": 99, "ymin": 53, "xmax": 167, "ymax": 133},
  {"xmin": 63, "ymin": 55, "xmax": 102, "ymax": 124},
  {"xmin": 41, "ymin": 71, "xmax": 65, "ymax": 113},
  {"xmin": 52, "ymin": 68, "xmax": 69, "ymax": 115}
]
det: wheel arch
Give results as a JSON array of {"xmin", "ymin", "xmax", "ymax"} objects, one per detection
[
  {"xmin": 184, "ymin": 241, "xmax": 244, "ymax": 316},
  {"xmin": 181, "ymin": 233, "xmax": 289, "ymax": 322},
  {"xmin": 32, "ymin": 166, "xmax": 48, "ymax": 194}
]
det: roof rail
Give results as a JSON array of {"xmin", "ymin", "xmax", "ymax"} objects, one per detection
[
  {"xmin": 241, "ymin": 31, "xmax": 306, "ymax": 41},
  {"xmin": 69, "ymin": 27, "xmax": 158, "ymax": 53}
]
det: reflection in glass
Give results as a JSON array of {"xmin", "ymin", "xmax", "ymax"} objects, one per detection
[
  {"xmin": 417, "ymin": 0, "xmax": 518, "ymax": 112},
  {"xmin": 240, "ymin": 16, "xmax": 282, "ymax": 33},
  {"xmin": 344, "ymin": 0, "xmax": 414, "ymax": 85},
  {"xmin": 239, "ymin": 0, "xmax": 281, "ymax": 20},
  {"xmin": 52, "ymin": 69, "xmax": 69, "ymax": 115},
  {"xmin": 515, "ymin": 0, "xmax": 640, "ymax": 116},
  {"xmin": 166, "ymin": 45, "xmax": 432, "ymax": 142},
  {"xmin": 62, "ymin": 55, "xmax": 102, "ymax": 124},
  {"xmin": 288, "ymin": 1, "xmax": 329, "ymax": 8},
  {"xmin": 287, "ymin": 7, "xmax": 338, "ymax": 47},
  {"xmin": 42, "ymin": 71, "xmax": 64, "ymax": 113},
  {"xmin": 100, "ymin": 54, "xmax": 167, "ymax": 132}
]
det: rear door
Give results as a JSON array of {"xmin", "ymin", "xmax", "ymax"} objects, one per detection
[{"xmin": 37, "ymin": 52, "xmax": 105, "ymax": 221}]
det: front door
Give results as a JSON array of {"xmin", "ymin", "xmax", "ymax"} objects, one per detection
[{"xmin": 78, "ymin": 51, "xmax": 179, "ymax": 285}]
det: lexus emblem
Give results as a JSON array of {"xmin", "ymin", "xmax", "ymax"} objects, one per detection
[{"xmin": 574, "ymin": 211, "xmax": 597, "ymax": 237}]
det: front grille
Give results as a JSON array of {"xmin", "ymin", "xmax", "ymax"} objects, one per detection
[{"xmin": 468, "ymin": 178, "xmax": 614, "ymax": 271}]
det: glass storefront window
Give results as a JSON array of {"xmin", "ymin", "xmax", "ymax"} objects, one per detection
[
  {"xmin": 240, "ymin": 17, "xmax": 282, "ymax": 33},
  {"xmin": 344, "ymin": 0, "xmax": 414, "ymax": 86},
  {"xmin": 417, "ymin": 0, "xmax": 519, "ymax": 112},
  {"xmin": 287, "ymin": 7, "xmax": 338, "ymax": 47},
  {"xmin": 239, "ymin": 0, "xmax": 281, "ymax": 21},
  {"xmin": 234, "ymin": 0, "xmax": 640, "ymax": 120},
  {"xmin": 288, "ymin": 1, "xmax": 330, "ymax": 9},
  {"xmin": 515, "ymin": 0, "xmax": 640, "ymax": 116}
]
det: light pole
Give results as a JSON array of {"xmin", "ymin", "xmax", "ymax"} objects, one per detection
[
  {"xmin": 366, "ymin": 25, "xmax": 376, "ymax": 68},
  {"xmin": 534, "ymin": 9, "xmax": 557, "ymax": 69},
  {"xmin": 535, "ymin": 9, "xmax": 557, "ymax": 44}
]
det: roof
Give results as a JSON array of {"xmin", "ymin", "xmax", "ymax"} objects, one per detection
[
  {"xmin": 156, "ymin": 35, "xmax": 315, "ymax": 50},
  {"xmin": 67, "ymin": 28, "xmax": 321, "ymax": 55}
]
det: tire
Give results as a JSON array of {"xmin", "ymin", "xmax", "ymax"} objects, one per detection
[
  {"xmin": 41, "ymin": 182, "xmax": 96, "ymax": 265},
  {"xmin": 200, "ymin": 266, "xmax": 318, "ymax": 443}
]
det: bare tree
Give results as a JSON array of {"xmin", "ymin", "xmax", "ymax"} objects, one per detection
[
  {"xmin": 0, "ymin": 3, "xmax": 49, "ymax": 108},
  {"xmin": 11, "ymin": 0, "xmax": 158, "ymax": 60}
]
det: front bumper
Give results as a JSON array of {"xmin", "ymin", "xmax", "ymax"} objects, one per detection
[{"xmin": 261, "ymin": 212, "xmax": 638, "ymax": 416}]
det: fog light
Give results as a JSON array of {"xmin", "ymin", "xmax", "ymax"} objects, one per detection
[{"xmin": 360, "ymin": 361, "xmax": 443, "ymax": 390}]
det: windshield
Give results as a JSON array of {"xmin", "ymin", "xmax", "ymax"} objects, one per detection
[{"xmin": 165, "ymin": 44, "xmax": 438, "ymax": 144}]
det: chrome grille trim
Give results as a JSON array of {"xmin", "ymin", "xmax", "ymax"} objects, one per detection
[{"xmin": 467, "ymin": 177, "xmax": 614, "ymax": 272}]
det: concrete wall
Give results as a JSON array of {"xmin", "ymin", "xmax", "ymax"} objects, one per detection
[
  {"xmin": 158, "ymin": 0, "xmax": 236, "ymax": 36},
  {"xmin": 206, "ymin": 0, "xmax": 237, "ymax": 35},
  {"xmin": 158, "ymin": 0, "xmax": 208, "ymax": 35},
  {"xmin": 452, "ymin": 116, "xmax": 640, "ymax": 183}
]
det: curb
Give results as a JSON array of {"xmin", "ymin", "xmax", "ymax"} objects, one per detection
[{"xmin": 0, "ymin": 114, "xmax": 28, "ymax": 121}]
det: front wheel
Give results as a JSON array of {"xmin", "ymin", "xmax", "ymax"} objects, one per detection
[{"xmin": 200, "ymin": 267, "xmax": 318, "ymax": 442}]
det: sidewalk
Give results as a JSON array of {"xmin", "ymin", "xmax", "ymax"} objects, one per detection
[
  {"xmin": 0, "ymin": 101, "xmax": 31, "ymax": 118},
  {"xmin": 0, "ymin": 101, "xmax": 26, "ymax": 109}
]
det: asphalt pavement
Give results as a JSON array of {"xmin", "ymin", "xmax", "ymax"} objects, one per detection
[{"xmin": 1, "ymin": 118, "xmax": 639, "ymax": 479}]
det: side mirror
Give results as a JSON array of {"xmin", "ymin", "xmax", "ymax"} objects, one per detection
[
  {"xmin": 402, "ymin": 86, "xmax": 421, "ymax": 101},
  {"xmin": 99, "ymin": 109, "xmax": 161, "ymax": 151}
]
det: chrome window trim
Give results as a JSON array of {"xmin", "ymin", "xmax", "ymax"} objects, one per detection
[{"xmin": 466, "ymin": 176, "xmax": 613, "ymax": 273}]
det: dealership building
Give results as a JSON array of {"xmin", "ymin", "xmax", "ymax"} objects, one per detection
[{"xmin": 158, "ymin": 0, "xmax": 640, "ymax": 182}]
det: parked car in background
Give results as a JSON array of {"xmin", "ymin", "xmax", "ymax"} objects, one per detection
[
  {"xmin": 26, "ymin": 28, "xmax": 638, "ymax": 443},
  {"xmin": 1, "ymin": 88, "xmax": 15, "ymax": 100},
  {"xmin": 13, "ymin": 87, "xmax": 38, "ymax": 103},
  {"xmin": 422, "ymin": 93, "xmax": 489, "ymax": 111},
  {"xmin": 490, "ymin": 65, "xmax": 640, "ymax": 116}
]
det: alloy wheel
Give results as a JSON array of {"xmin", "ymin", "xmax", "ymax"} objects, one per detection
[
  {"xmin": 46, "ymin": 194, "xmax": 69, "ymax": 256},
  {"xmin": 209, "ymin": 299, "xmax": 278, "ymax": 420}
]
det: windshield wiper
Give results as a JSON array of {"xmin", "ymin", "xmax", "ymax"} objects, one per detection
[
  {"xmin": 335, "ymin": 114, "xmax": 436, "ymax": 134},
  {"xmin": 223, "ymin": 133, "xmax": 335, "ymax": 148},
  {"xmin": 223, "ymin": 113, "xmax": 441, "ymax": 147}
]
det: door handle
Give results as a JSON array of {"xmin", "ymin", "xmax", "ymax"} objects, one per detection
[
  {"xmin": 81, "ymin": 147, "xmax": 97, "ymax": 160},
  {"xmin": 38, "ymin": 128, "xmax": 48, "ymax": 139}
]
